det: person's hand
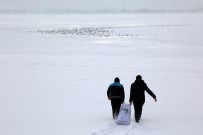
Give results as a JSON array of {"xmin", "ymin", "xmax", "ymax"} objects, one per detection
[
  {"xmin": 129, "ymin": 102, "xmax": 132, "ymax": 105},
  {"xmin": 154, "ymin": 97, "xmax": 157, "ymax": 102}
]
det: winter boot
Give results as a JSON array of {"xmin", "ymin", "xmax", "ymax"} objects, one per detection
[{"xmin": 113, "ymin": 113, "xmax": 118, "ymax": 120}]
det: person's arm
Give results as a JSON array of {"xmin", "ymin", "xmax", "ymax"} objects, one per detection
[
  {"xmin": 145, "ymin": 84, "xmax": 157, "ymax": 102},
  {"xmin": 107, "ymin": 86, "xmax": 111, "ymax": 100},
  {"xmin": 121, "ymin": 85, "xmax": 125, "ymax": 103},
  {"xmin": 129, "ymin": 84, "xmax": 133, "ymax": 105}
]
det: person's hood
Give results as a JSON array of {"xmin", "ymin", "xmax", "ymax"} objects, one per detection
[
  {"xmin": 110, "ymin": 82, "xmax": 122, "ymax": 87},
  {"xmin": 134, "ymin": 79, "xmax": 145, "ymax": 84}
]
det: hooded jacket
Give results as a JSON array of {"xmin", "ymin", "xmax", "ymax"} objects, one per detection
[
  {"xmin": 107, "ymin": 82, "xmax": 125, "ymax": 102},
  {"xmin": 129, "ymin": 79, "xmax": 156, "ymax": 103}
]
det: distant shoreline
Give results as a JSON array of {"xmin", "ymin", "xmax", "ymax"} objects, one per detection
[
  {"xmin": 0, "ymin": 11, "xmax": 203, "ymax": 15},
  {"xmin": 0, "ymin": 9, "xmax": 203, "ymax": 15}
]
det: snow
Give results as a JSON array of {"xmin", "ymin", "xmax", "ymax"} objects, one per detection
[{"xmin": 0, "ymin": 13, "xmax": 203, "ymax": 135}]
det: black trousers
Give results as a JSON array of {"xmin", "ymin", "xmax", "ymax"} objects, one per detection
[
  {"xmin": 111, "ymin": 98, "xmax": 122, "ymax": 116},
  {"xmin": 132, "ymin": 100, "xmax": 144, "ymax": 120}
]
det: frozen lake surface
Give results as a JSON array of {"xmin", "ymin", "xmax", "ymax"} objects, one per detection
[{"xmin": 0, "ymin": 13, "xmax": 203, "ymax": 135}]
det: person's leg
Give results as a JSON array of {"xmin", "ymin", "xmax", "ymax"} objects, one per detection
[
  {"xmin": 132, "ymin": 101, "xmax": 138, "ymax": 121},
  {"xmin": 116, "ymin": 99, "xmax": 122, "ymax": 115},
  {"xmin": 133, "ymin": 100, "xmax": 142, "ymax": 122},
  {"xmin": 138, "ymin": 102, "xmax": 144, "ymax": 120},
  {"xmin": 111, "ymin": 99, "xmax": 117, "ymax": 119}
]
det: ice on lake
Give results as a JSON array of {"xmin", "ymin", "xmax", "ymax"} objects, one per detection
[{"xmin": 0, "ymin": 13, "xmax": 203, "ymax": 135}]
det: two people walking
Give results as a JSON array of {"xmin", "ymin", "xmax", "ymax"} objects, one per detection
[{"xmin": 107, "ymin": 75, "xmax": 157, "ymax": 123}]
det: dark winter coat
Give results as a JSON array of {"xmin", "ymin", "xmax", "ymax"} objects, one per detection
[
  {"xmin": 107, "ymin": 82, "xmax": 125, "ymax": 102},
  {"xmin": 129, "ymin": 80, "xmax": 156, "ymax": 103}
]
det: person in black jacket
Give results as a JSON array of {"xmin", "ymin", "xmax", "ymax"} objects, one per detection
[
  {"xmin": 107, "ymin": 77, "xmax": 125, "ymax": 119},
  {"xmin": 129, "ymin": 75, "xmax": 157, "ymax": 123}
]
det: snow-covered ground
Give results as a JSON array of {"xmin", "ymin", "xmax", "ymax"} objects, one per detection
[{"xmin": 0, "ymin": 13, "xmax": 203, "ymax": 135}]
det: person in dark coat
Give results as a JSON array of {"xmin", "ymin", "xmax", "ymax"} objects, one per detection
[
  {"xmin": 129, "ymin": 75, "xmax": 157, "ymax": 123},
  {"xmin": 107, "ymin": 77, "xmax": 125, "ymax": 119}
]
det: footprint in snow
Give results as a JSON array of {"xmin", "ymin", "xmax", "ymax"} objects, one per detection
[{"xmin": 91, "ymin": 120, "xmax": 140, "ymax": 135}]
